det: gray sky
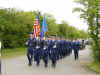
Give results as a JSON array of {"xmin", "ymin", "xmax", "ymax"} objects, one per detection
[{"xmin": 0, "ymin": 0, "xmax": 88, "ymax": 31}]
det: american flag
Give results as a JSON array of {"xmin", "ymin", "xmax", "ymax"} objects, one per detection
[{"xmin": 33, "ymin": 15, "xmax": 40, "ymax": 38}]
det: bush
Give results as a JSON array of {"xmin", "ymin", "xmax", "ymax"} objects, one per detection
[{"xmin": 92, "ymin": 43, "xmax": 100, "ymax": 62}]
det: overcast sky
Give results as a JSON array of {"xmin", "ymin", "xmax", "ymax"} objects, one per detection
[{"xmin": 0, "ymin": 0, "xmax": 88, "ymax": 31}]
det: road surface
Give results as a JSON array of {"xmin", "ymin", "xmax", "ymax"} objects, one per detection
[{"xmin": 2, "ymin": 46, "xmax": 99, "ymax": 75}]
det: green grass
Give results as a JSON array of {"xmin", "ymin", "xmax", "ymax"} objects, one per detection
[
  {"xmin": 2, "ymin": 47, "xmax": 27, "ymax": 59},
  {"xmin": 87, "ymin": 62, "xmax": 100, "ymax": 73}
]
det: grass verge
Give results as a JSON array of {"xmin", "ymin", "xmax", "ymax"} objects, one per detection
[
  {"xmin": 87, "ymin": 62, "xmax": 100, "ymax": 73},
  {"xmin": 2, "ymin": 47, "xmax": 27, "ymax": 59}
]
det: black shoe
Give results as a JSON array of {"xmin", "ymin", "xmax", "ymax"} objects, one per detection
[
  {"xmin": 52, "ymin": 64, "xmax": 56, "ymax": 68},
  {"xmin": 36, "ymin": 63, "xmax": 40, "ymax": 67},
  {"xmin": 28, "ymin": 63, "xmax": 32, "ymax": 66},
  {"xmin": 45, "ymin": 64, "xmax": 48, "ymax": 68}
]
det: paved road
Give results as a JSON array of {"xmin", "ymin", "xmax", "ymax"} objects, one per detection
[{"xmin": 2, "ymin": 46, "xmax": 99, "ymax": 75}]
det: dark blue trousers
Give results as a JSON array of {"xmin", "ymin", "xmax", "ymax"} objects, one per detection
[
  {"xmin": 74, "ymin": 49, "xmax": 79, "ymax": 60},
  {"xmin": 27, "ymin": 48, "xmax": 33, "ymax": 65}
]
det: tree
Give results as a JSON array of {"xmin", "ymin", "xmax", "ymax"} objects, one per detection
[
  {"xmin": 0, "ymin": 8, "xmax": 36, "ymax": 48},
  {"xmin": 73, "ymin": 0, "xmax": 100, "ymax": 61},
  {"xmin": 46, "ymin": 14, "xmax": 58, "ymax": 36},
  {"xmin": 0, "ymin": 8, "xmax": 88, "ymax": 49}
]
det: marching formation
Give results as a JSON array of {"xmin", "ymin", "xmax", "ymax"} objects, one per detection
[{"xmin": 25, "ymin": 32, "xmax": 81, "ymax": 68}]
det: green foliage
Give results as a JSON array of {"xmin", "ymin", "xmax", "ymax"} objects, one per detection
[
  {"xmin": 87, "ymin": 62, "xmax": 100, "ymax": 73},
  {"xmin": 0, "ymin": 8, "xmax": 36, "ymax": 48},
  {"xmin": 0, "ymin": 8, "xmax": 88, "ymax": 49},
  {"xmin": 2, "ymin": 47, "xmax": 26, "ymax": 58},
  {"xmin": 57, "ymin": 21, "xmax": 88, "ymax": 40},
  {"xmin": 58, "ymin": 21, "xmax": 69, "ymax": 38},
  {"xmin": 73, "ymin": 0, "xmax": 100, "ymax": 61},
  {"xmin": 46, "ymin": 14, "xmax": 58, "ymax": 36},
  {"xmin": 92, "ymin": 43, "xmax": 100, "ymax": 62}
]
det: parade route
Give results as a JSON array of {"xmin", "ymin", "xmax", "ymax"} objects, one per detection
[{"xmin": 2, "ymin": 46, "xmax": 99, "ymax": 75}]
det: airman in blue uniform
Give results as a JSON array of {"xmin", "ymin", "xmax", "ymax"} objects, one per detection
[
  {"xmin": 72, "ymin": 40, "xmax": 81, "ymax": 60},
  {"xmin": 42, "ymin": 37, "xmax": 49, "ymax": 68},
  {"xmin": 49, "ymin": 36, "xmax": 57, "ymax": 68},
  {"xmin": 34, "ymin": 36, "xmax": 42, "ymax": 66},
  {"xmin": 55, "ymin": 38, "xmax": 60, "ymax": 60},
  {"xmin": 26, "ymin": 32, "xmax": 36, "ymax": 66}
]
